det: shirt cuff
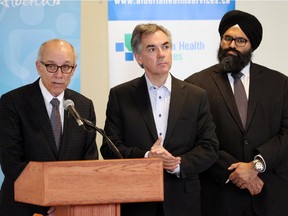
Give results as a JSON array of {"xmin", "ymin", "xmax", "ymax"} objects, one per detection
[
  {"xmin": 144, "ymin": 151, "xmax": 149, "ymax": 158},
  {"xmin": 166, "ymin": 165, "xmax": 180, "ymax": 177}
]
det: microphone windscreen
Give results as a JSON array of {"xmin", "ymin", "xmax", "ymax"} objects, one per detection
[{"xmin": 63, "ymin": 99, "xmax": 74, "ymax": 110}]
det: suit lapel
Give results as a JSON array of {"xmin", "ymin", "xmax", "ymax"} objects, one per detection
[
  {"xmin": 213, "ymin": 70, "xmax": 245, "ymax": 131},
  {"xmin": 29, "ymin": 80, "xmax": 59, "ymax": 157},
  {"xmin": 58, "ymin": 91, "xmax": 75, "ymax": 158},
  {"xmin": 246, "ymin": 63, "xmax": 262, "ymax": 130},
  {"xmin": 131, "ymin": 76, "xmax": 158, "ymax": 140},
  {"xmin": 165, "ymin": 77, "xmax": 187, "ymax": 144}
]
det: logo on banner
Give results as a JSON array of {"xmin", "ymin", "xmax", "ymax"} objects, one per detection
[
  {"xmin": 115, "ymin": 33, "xmax": 134, "ymax": 61},
  {"xmin": 0, "ymin": 0, "xmax": 60, "ymax": 7}
]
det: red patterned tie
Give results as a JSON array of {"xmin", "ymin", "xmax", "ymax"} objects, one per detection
[
  {"xmin": 50, "ymin": 98, "xmax": 62, "ymax": 150},
  {"xmin": 232, "ymin": 72, "xmax": 248, "ymax": 128}
]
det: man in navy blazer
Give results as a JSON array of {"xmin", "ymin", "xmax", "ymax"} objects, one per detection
[
  {"xmin": 100, "ymin": 23, "xmax": 219, "ymax": 216},
  {"xmin": 185, "ymin": 10, "xmax": 288, "ymax": 216},
  {"xmin": 0, "ymin": 39, "xmax": 98, "ymax": 216}
]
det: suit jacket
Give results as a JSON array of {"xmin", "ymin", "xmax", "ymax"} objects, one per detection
[
  {"xmin": 185, "ymin": 63, "xmax": 288, "ymax": 216},
  {"xmin": 0, "ymin": 79, "xmax": 98, "ymax": 216},
  {"xmin": 100, "ymin": 75, "xmax": 219, "ymax": 216}
]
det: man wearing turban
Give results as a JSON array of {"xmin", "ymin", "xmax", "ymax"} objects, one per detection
[{"xmin": 185, "ymin": 10, "xmax": 288, "ymax": 216}]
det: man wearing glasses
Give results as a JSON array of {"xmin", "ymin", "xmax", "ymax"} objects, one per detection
[
  {"xmin": 0, "ymin": 39, "xmax": 98, "ymax": 216},
  {"xmin": 185, "ymin": 10, "xmax": 288, "ymax": 216}
]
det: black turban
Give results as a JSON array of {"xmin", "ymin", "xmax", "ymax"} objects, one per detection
[{"xmin": 218, "ymin": 10, "xmax": 263, "ymax": 51}]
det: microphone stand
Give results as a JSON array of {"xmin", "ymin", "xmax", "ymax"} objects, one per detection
[{"xmin": 81, "ymin": 118, "xmax": 123, "ymax": 159}]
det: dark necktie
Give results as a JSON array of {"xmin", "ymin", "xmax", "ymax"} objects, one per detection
[
  {"xmin": 50, "ymin": 98, "xmax": 62, "ymax": 150},
  {"xmin": 231, "ymin": 72, "xmax": 248, "ymax": 128}
]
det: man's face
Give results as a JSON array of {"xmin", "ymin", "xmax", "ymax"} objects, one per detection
[
  {"xmin": 36, "ymin": 41, "xmax": 76, "ymax": 97},
  {"xmin": 218, "ymin": 26, "xmax": 252, "ymax": 73},
  {"xmin": 134, "ymin": 30, "xmax": 172, "ymax": 78}
]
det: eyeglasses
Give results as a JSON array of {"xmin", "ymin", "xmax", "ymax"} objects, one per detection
[
  {"xmin": 222, "ymin": 35, "xmax": 248, "ymax": 47},
  {"xmin": 40, "ymin": 61, "xmax": 75, "ymax": 74}
]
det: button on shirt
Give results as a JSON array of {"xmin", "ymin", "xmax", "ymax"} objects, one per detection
[
  {"xmin": 145, "ymin": 74, "xmax": 171, "ymax": 144},
  {"xmin": 145, "ymin": 74, "xmax": 180, "ymax": 176}
]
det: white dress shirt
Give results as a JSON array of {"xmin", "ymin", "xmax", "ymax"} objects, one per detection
[
  {"xmin": 145, "ymin": 73, "xmax": 171, "ymax": 143},
  {"xmin": 144, "ymin": 74, "xmax": 180, "ymax": 176}
]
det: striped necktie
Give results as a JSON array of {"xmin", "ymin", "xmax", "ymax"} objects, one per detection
[
  {"xmin": 231, "ymin": 72, "xmax": 248, "ymax": 128},
  {"xmin": 50, "ymin": 98, "xmax": 62, "ymax": 150}
]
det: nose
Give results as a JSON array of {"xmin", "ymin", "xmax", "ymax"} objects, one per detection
[
  {"xmin": 54, "ymin": 67, "xmax": 63, "ymax": 77},
  {"xmin": 157, "ymin": 48, "xmax": 165, "ymax": 58},
  {"xmin": 229, "ymin": 39, "xmax": 237, "ymax": 48}
]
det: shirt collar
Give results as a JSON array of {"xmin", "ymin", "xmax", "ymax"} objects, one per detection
[
  {"xmin": 39, "ymin": 78, "xmax": 64, "ymax": 106},
  {"xmin": 145, "ymin": 73, "xmax": 172, "ymax": 92},
  {"xmin": 241, "ymin": 62, "xmax": 250, "ymax": 78}
]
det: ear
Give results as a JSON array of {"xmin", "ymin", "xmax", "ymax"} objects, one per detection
[
  {"xmin": 35, "ymin": 61, "xmax": 42, "ymax": 75},
  {"xmin": 134, "ymin": 53, "xmax": 143, "ymax": 67}
]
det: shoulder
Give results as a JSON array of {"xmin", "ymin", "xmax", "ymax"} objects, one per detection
[
  {"xmin": 109, "ymin": 77, "xmax": 143, "ymax": 97},
  {"xmin": 172, "ymin": 76, "xmax": 207, "ymax": 95},
  {"xmin": 0, "ymin": 81, "xmax": 38, "ymax": 102},
  {"xmin": 111, "ymin": 77, "xmax": 142, "ymax": 90},
  {"xmin": 65, "ymin": 88, "xmax": 93, "ymax": 105},
  {"xmin": 251, "ymin": 63, "xmax": 288, "ymax": 90},
  {"xmin": 172, "ymin": 77, "xmax": 210, "ymax": 110},
  {"xmin": 185, "ymin": 64, "xmax": 219, "ymax": 83},
  {"xmin": 251, "ymin": 63, "xmax": 287, "ymax": 79}
]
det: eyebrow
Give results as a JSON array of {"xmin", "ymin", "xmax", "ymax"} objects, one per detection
[
  {"xmin": 146, "ymin": 41, "xmax": 170, "ymax": 49},
  {"xmin": 44, "ymin": 60, "xmax": 74, "ymax": 65},
  {"xmin": 224, "ymin": 35, "xmax": 248, "ymax": 40}
]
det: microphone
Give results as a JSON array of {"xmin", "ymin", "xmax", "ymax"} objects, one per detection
[
  {"xmin": 82, "ymin": 119, "xmax": 123, "ymax": 159},
  {"xmin": 63, "ymin": 99, "xmax": 123, "ymax": 159},
  {"xmin": 63, "ymin": 99, "xmax": 84, "ymax": 126}
]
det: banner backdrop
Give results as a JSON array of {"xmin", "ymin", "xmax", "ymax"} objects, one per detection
[
  {"xmin": 108, "ymin": 0, "xmax": 235, "ymax": 87},
  {"xmin": 0, "ymin": 0, "xmax": 81, "ymax": 186}
]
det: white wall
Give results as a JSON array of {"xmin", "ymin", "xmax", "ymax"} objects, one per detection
[{"xmin": 236, "ymin": 1, "xmax": 288, "ymax": 74}]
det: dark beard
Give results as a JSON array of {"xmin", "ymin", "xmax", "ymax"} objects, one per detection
[{"xmin": 217, "ymin": 46, "xmax": 252, "ymax": 74}]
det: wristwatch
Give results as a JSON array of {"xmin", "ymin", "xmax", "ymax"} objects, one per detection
[{"xmin": 252, "ymin": 159, "xmax": 265, "ymax": 173}]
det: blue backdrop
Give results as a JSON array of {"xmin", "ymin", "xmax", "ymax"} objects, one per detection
[{"xmin": 0, "ymin": 0, "xmax": 81, "ymax": 186}]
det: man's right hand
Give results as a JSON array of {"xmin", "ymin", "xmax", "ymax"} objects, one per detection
[
  {"xmin": 240, "ymin": 175, "xmax": 264, "ymax": 195},
  {"xmin": 246, "ymin": 176, "xmax": 264, "ymax": 195},
  {"xmin": 148, "ymin": 137, "xmax": 181, "ymax": 172}
]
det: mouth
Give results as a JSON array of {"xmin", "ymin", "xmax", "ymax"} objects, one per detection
[
  {"xmin": 53, "ymin": 82, "xmax": 64, "ymax": 87},
  {"xmin": 226, "ymin": 50, "xmax": 238, "ymax": 56},
  {"xmin": 157, "ymin": 61, "xmax": 168, "ymax": 66}
]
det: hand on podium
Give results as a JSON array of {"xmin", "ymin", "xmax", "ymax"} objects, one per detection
[{"xmin": 33, "ymin": 206, "xmax": 56, "ymax": 216}]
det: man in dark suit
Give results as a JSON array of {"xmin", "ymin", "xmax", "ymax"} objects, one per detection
[
  {"xmin": 185, "ymin": 10, "xmax": 288, "ymax": 216},
  {"xmin": 100, "ymin": 23, "xmax": 219, "ymax": 216},
  {"xmin": 0, "ymin": 39, "xmax": 98, "ymax": 216}
]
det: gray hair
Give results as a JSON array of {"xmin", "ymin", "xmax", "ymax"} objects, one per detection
[{"xmin": 131, "ymin": 23, "xmax": 172, "ymax": 54}]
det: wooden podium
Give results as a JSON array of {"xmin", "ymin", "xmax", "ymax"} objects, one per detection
[{"xmin": 14, "ymin": 159, "xmax": 163, "ymax": 216}]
